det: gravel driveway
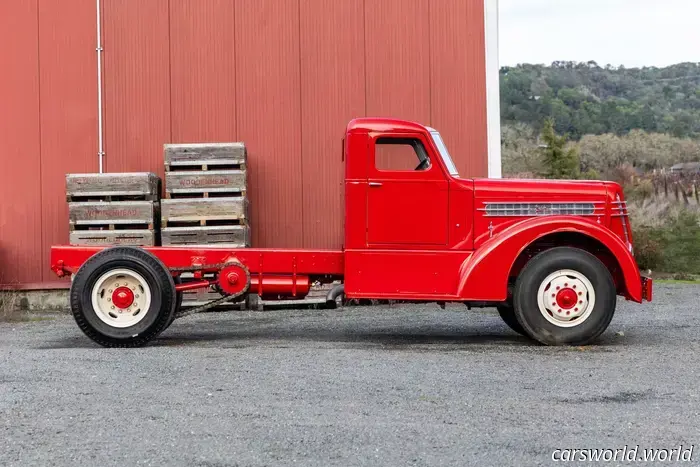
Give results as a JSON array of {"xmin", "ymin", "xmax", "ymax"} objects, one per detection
[{"xmin": 1, "ymin": 283, "xmax": 698, "ymax": 466}]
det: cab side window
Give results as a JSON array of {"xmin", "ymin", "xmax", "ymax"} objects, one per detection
[{"xmin": 375, "ymin": 137, "xmax": 431, "ymax": 172}]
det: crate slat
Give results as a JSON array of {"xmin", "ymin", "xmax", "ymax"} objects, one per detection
[
  {"xmin": 66, "ymin": 172, "xmax": 160, "ymax": 201},
  {"xmin": 69, "ymin": 230, "xmax": 156, "ymax": 246},
  {"xmin": 161, "ymin": 198, "xmax": 247, "ymax": 226},
  {"xmin": 165, "ymin": 169, "xmax": 246, "ymax": 197},
  {"xmin": 69, "ymin": 201, "xmax": 157, "ymax": 226},
  {"xmin": 164, "ymin": 142, "xmax": 246, "ymax": 168},
  {"xmin": 161, "ymin": 225, "xmax": 250, "ymax": 246}
]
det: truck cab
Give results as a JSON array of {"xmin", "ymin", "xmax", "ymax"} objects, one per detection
[{"xmin": 342, "ymin": 118, "xmax": 650, "ymax": 344}]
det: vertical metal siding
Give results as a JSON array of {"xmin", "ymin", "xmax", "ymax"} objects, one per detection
[
  {"xmin": 169, "ymin": 0, "xmax": 237, "ymax": 143},
  {"xmin": 102, "ymin": 0, "xmax": 171, "ymax": 179},
  {"xmin": 299, "ymin": 0, "xmax": 366, "ymax": 249},
  {"xmin": 235, "ymin": 0, "xmax": 303, "ymax": 248},
  {"xmin": 364, "ymin": 0, "xmax": 431, "ymax": 122},
  {"xmin": 429, "ymin": 0, "xmax": 488, "ymax": 178},
  {"xmin": 0, "ymin": 0, "xmax": 43, "ymax": 285},
  {"xmin": 38, "ymin": 0, "xmax": 99, "ymax": 282},
  {"xmin": 0, "ymin": 0, "xmax": 489, "ymax": 286}
]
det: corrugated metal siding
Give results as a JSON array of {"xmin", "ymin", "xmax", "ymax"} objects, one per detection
[
  {"xmin": 235, "ymin": 0, "xmax": 304, "ymax": 248},
  {"xmin": 365, "ymin": 0, "xmax": 431, "ymax": 122},
  {"xmin": 102, "ymin": 0, "xmax": 171, "ymax": 178},
  {"xmin": 299, "ymin": 0, "xmax": 366, "ymax": 248},
  {"xmin": 0, "ymin": 0, "xmax": 43, "ymax": 285},
  {"xmin": 38, "ymin": 0, "xmax": 99, "ymax": 282},
  {"xmin": 429, "ymin": 0, "xmax": 488, "ymax": 178},
  {"xmin": 169, "ymin": 0, "xmax": 237, "ymax": 143},
  {"xmin": 0, "ymin": 0, "xmax": 488, "ymax": 286}
]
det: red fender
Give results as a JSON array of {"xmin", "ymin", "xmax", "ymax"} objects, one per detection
[{"xmin": 457, "ymin": 216, "xmax": 642, "ymax": 302}]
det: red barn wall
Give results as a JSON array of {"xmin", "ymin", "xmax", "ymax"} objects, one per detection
[{"xmin": 0, "ymin": 0, "xmax": 487, "ymax": 288}]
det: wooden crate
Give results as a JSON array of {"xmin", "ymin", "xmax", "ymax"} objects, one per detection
[
  {"xmin": 161, "ymin": 197, "xmax": 247, "ymax": 227},
  {"xmin": 161, "ymin": 225, "xmax": 250, "ymax": 247},
  {"xmin": 164, "ymin": 142, "xmax": 246, "ymax": 170},
  {"xmin": 69, "ymin": 200, "xmax": 157, "ymax": 229},
  {"xmin": 66, "ymin": 172, "xmax": 160, "ymax": 202},
  {"xmin": 165, "ymin": 169, "xmax": 246, "ymax": 198},
  {"xmin": 69, "ymin": 229, "xmax": 156, "ymax": 246}
]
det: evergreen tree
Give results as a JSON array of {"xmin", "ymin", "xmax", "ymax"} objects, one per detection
[{"xmin": 539, "ymin": 118, "xmax": 581, "ymax": 179}]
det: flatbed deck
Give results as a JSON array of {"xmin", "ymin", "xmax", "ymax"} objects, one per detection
[{"xmin": 51, "ymin": 245, "xmax": 345, "ymax": 277}]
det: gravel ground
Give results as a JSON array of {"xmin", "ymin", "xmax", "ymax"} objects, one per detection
[{"xmin": 1, "ymin": 283, "xmax": 699, "ymax": 467}]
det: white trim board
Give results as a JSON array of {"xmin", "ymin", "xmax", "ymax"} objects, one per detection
[{"xmin": 484, "ymin": 0, "xmax": 502, "ymax": 178}]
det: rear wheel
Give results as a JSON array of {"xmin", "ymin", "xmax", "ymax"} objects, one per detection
[
  {"xmin": 513, "ymin": 247, "xmax": 616, "ymax": 346},
  {"xmin": 69, "ymin": 247, "xmax": 176, "ymax": 347}
]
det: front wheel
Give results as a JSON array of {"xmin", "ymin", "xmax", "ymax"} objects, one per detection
[
  {"xmin": 496, "ymin": 304, "xmax": 526, "ymax": 336},
  {"xmin": 69, "ymin": 247, "xmax": 177, "ymax": 347},
  {"xmin": 513, "ymin": 247, "xmax": 616, "ymax": 346}
]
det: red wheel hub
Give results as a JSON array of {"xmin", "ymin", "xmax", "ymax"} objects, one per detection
[
  {"xmin": 555, "ymin": 288, "xmax": 577, "ymax": 310},
  {"xmin": 112, "ymin": 286, "xmax": 135, "ymax": 309}
]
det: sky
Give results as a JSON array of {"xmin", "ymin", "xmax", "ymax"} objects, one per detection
[{"xmin": 499, "ymin": 0, "xmax": 700, "ymax": 68}]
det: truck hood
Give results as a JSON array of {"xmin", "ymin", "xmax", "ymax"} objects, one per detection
[
  {"xmin": 464, "ymin": 177, "xmax": 613, "ymax": 248},
  {"xmin": 470, "ymin": 177, "xmax": 609, "ymax": 201}
]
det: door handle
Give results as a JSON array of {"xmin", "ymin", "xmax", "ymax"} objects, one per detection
[{"xmin": 369, "ymin": 182, "xmax": 382, "ymax": 187}]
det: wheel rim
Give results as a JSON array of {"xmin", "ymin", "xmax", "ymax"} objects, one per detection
[
  {"xmin": 536, "ymin": 269, "xmax": 595, "ymax": 328},
  {"xmin": 90, "ymin": 268, "xmax": 152, "ymax": 328}
]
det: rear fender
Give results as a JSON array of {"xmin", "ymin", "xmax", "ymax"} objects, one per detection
[{"xmin": 457, "ymin": 216, "xmax": 642, "ymax": 302}]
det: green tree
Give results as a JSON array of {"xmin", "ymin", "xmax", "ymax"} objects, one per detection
[{"xmin": 539, "ymin": 118, "xmax": 581, "ymax": 179}]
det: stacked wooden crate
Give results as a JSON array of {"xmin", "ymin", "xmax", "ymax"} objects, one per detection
[
  {"xmin": 66, "ymin": 173, "xmax": 160, "ymax": 246},
  {"xmin": 161, "ymin": 142, "xmax": 250, "ymax": 248},
  {"xmin": 161, "ymin": 142, "xmax": 250, "ymax": 308}
]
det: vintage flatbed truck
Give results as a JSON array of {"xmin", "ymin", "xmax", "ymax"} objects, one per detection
[{"xmin": 50, "ymin": 118, "xmax": 652, "ymax": 348}]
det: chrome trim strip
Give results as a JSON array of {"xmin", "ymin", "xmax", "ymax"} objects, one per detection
[
  {"xmin": 616, "ymin": 194, "xmax": 631, "ymax": 247},
  {"xmin": 479, "ymin": 202, "xmax": 599, "ymax": 217}
]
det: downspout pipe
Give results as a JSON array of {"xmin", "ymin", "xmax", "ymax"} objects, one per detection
[{"xmin": 96, "ymin": 0, "xmax": 104, "ymax": 173}]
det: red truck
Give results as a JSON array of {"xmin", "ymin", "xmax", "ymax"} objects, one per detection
[{"xmin": 50, "ymin": 118, "xmax": 652, "ymax": 348}]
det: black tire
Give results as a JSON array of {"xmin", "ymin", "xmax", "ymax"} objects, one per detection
[
  {"xmin": 162, "ymin": 276, "xmax": 184, "ymax": 332},
  {"xmin": 69, "ymin": 246, "xmax": 176, "ymax": 348},
  {"xmin": 513, "ymin": 247, "xmax": 616, "ymax": 346},
  {"xmin": 496, "ymin": 304, "xmax": 526, "ymax": 336}
]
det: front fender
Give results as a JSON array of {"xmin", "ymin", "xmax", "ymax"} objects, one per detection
[{"xmin": 457, "ymin": 216, "xmax": 642, "ymax": 302}]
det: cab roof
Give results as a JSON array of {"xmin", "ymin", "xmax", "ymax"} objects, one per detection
[{"xmin": 346, "ymin": 117, "xmax": 434, "ymax": 134}]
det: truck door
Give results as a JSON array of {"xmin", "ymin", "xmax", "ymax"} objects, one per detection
[{"xmin": 366, "ymin": 133, "xmax": 449, "ymax": 246}]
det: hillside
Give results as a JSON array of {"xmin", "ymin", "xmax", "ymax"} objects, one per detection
[{"xmin": 500, "ymin": 61, "xmax": 700, "ymax": 139}]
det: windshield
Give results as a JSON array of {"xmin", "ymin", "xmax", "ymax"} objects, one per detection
[{"xmin": 429, "ymin": 131, "xmax": 459, "ymax": 176}]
